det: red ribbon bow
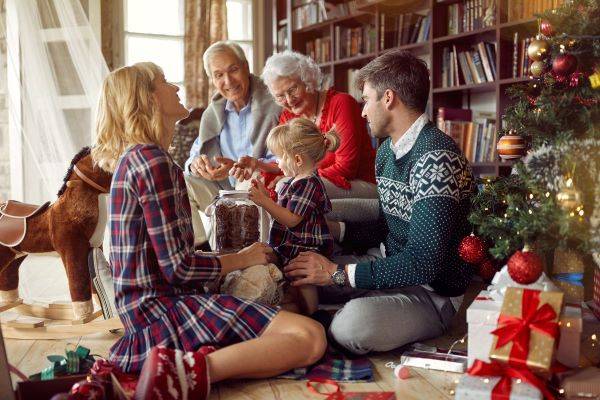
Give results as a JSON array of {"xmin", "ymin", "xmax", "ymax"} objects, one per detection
[
  {"xmin": 468, "ymin": 360, "xmax": 555, "ymax": 400},
  {"xmin": 491, "ymin": 289, "xmax": 559, "ymax": 368}
]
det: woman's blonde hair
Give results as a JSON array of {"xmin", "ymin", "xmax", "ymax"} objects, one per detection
[
  {"xmin": 267, "ymin": 118, "xmax": 340, "ymax": 166},
  {"xmin": 91, "ymin": 62, "xmax": 165, "ymax": 172}
]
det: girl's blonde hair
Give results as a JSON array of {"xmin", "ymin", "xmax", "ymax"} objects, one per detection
[
  {"xmin": 267, "ymin": 118, "xmax": 340, "ymax": 165},
  {"xmin": 91, "ymin": 62, "xmax": 166, "ymax": 172}
]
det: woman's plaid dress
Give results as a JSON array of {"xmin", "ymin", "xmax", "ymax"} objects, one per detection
[{"xmin": 108, "ymin": 144, "xmax": 278, "ymax": 373}]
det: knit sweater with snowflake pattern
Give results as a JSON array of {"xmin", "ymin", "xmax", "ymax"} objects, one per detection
[{"xmin": 343, "ymin": 122, "xmax": 475, "ymax": 297}]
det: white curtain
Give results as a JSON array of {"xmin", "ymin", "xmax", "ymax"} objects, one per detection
[
  {"xmin": 5, "ymin": 0, "xmax": 107, "ymax": 203},
  {"xmin": 3, "ymin": 0, "xmax": 108, "ymax": 303}
]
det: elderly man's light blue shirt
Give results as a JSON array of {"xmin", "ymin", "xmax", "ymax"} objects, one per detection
[
  {"xmin": 185, "ymin": 98, "xmax": 276, "ymax": 186},
  {"xmin": 220, "ymin": 99, "xmax": 254, "ymax": 185}
]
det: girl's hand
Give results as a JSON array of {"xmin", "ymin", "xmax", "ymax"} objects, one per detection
[
  {"xmin": 266, "ymin": 174, "xmax": 285, "ymax": 190},
  {"xmin": 237, "ymin": 242, "xmax": 276, "ymax": 267},
  {"xmin": 248, "ymin": 178, "xmax": 271, "ymax": 206},
  {"xmin": 229, "ymin": 156, "xmax": 258, "ymax": 182}
]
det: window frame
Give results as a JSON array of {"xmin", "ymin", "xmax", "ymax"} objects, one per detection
[{"xmin": 122, "ymin": 0, "xmax": 185, "ymax": 92}]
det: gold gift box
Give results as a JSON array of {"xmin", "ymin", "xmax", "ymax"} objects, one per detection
[{"xmin": 489, "ymin": 287, "xmax": 564, "ymax": 372}]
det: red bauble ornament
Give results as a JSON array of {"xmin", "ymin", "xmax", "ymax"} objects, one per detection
[
  {"xmin": 540, "ymin": 20, "xmax": 554, "ymax": 36},
  {"xmin": 458, "ymin": 234, "xmax": 487, "ymax": 264},
  {"xmin": 478, "ymin": 259, "xmax": 498, "ymax": 282},
  {"xmin": 70, "ymin": 379, "xmax": 105, "ymax": 400},
  {"xmin": 552, "ymin": 53, "xmax": 578, "ymax": 76},
  {"xmin": 507, "ymin": 250, "xmax": 544, "ymax": 284}
]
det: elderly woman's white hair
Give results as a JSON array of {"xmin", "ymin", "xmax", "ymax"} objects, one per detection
[
  {"xmin": 203, "ymin": 40, "xmax": 249, "ymax": 78},
  {"xmin": 261, "ymin": 50, "xmax": 322, "ymax": 93}
]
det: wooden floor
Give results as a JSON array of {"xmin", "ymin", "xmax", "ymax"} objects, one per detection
[
  {"xmin": 4, "ymin": 331, "xmax": 467, "ymax": 399},
  {"xmin": 4, "ymin": 283, "xmax": 600, "ymax": 399}
]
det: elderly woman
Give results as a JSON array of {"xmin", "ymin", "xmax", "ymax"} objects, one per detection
[
  {"xmin": 92, "ymin": 62, "xmax": 325, "ymax": 396},
  {"xmin": 232, "ymin": 51, "xmax": 376, "ymax": 199}
]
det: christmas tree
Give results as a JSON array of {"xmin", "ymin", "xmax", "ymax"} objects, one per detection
[{"xmin": 468, "ymin": 0, "xmax": 600, "ymax": 275}]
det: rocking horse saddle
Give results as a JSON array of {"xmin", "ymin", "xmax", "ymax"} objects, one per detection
[{"xmin": 0, "ymin": 200, "xmax": 51, "ymax": 247}]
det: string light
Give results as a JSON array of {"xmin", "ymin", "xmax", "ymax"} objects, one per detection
[
  {"xmin": 545, "ymin": 192, "xmax": 550, "ymax": 197},
  {"xmin": 579, "ymin": 209, "xmax": 584, "ymax": 216},
  {"xmin": 529, "ymin": 194, "xmax": 534, "ymax": 199},
  {"xmin": 566, "ymin": 178, "xmax": 573, "ymax": 187},
  {"xmin": 528, "ymin": 209, "xmax": 533, "ymax": 214},
  {"xmin": 570, "ymin": 211, "xmax": 575, "ymax": 217}
]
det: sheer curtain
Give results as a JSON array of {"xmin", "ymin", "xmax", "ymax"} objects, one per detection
[
  {"xmin": 6, "ymin": 0, "xmax": 107, "ymax": 204},
  {"xmin": 4, "ymin": 0, "xmax": 108, "ymax": 302}
]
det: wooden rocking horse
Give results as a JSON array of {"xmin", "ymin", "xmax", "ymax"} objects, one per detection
[{"xmin": 0, "ymin": 147, "xmax": 122, "ymax": 338}]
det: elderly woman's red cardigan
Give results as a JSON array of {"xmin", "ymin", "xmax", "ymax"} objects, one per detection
[{"xmin": 279, "ymin": 88, "xmax": 376, "ymax": 189}]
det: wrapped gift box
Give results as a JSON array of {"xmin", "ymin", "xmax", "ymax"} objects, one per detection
[
  {"xmin": 591, "ymin": 266, "xmax": 600, "ymax": 320},
  {"xmin": 15, "ymin": 374, "xmax": 89, "ymax": 400},
  {"xmin": 552, "ymin": 249, "xmax": 586, "ymax": 303},
  {"xmin": 454, "ymin": 374, "xmax": 542, "ymax": 400},
  {"xmin": 467, "ymin": 290, "xmax": 582, "ymax": 368},
  {"xmin": 557, "ymin": 366, "xmax": 600, "ymax": 400},
  {"xmin": 489, "ymin": 288, "xmax": 563, "ymax": 372}
]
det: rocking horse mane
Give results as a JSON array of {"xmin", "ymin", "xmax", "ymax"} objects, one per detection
[{"xmin": 56, "ymin": 146, "xmax": 92, "ymax": 197}]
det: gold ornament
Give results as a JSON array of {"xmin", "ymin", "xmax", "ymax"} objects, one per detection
[
  {"xmin": 556, "ymin": 178, "xmax": 582, "ymax": 210},
  {"xmin": 527, "ymin": 39, "xmax": 550, "ymax": 61},
  {"xmin": 590, "ymin": 71, "xmax": 600, "ymax": 89},
  {"xmin": 530, "ymin": 61, "xmax": 546, "ymax": 77}
]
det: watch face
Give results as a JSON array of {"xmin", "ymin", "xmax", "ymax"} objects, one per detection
[{"xmin": 332, "ymin": 270, "xmax": 346, "ymax": 286}]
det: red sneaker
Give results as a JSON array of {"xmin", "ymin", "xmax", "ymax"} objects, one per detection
[{"xmin": 134, "ymin": 346, "xmax": 210, "ymax": 400}]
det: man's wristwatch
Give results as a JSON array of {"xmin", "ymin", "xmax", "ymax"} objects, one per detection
[{"xmin": 331, "ymin": 264, "xmax": 347, "ymax": 286}]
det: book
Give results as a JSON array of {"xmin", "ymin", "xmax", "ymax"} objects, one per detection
[{"xmin": 477, "ymin": 42, "xmax": 494, "ymax": 82}]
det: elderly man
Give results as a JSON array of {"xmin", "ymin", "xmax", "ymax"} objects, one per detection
[
  {"xmin": 284, "ymin": 49, "xmax": 475, "ymax": 355},
  {"xmin": 184, "ymin": 41, "xmax": 281, "ymax": 246}
]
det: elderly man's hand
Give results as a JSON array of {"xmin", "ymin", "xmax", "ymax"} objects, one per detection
[
  {"xmin": 191, "ymin": 155, "xmax": 234, "ymax": 181},
  {"xmin": 284, "ymin": 251, "xmax": 337, "ymax": 286},
  {"xmin": 229, "ymin": 155, "xmax": 258, "ymax": 182}
]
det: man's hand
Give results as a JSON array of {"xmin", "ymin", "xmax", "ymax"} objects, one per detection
[
  {"xmin": 229, "ymin": 156, "xmax": 258, "ymax": 182},
  {"xmin": 190, "ymin": 155, "xmax": 234, "ymax": 181},
  {"xmin": 284, "ymin": 251, "xmax": 337, "ymax": 286},
  {"xmin": 248, "ymin": 178, "xmax": 271, "ymax": 207}
]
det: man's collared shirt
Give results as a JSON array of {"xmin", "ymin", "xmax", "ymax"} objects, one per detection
[
  {"xmin": 219, "ymin": 99, "xmax": 253, "ymax": 186},
  {"xmin": 389, "ymin": 113, "xmax": 429, "ymax": 160}
]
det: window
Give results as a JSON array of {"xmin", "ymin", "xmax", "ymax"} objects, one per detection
[
  {"xmin": 123, "ymin": 0, "xmax": 185, "ymax": 101},
  {"xmin": 123, "ymin": 0, "xmax": 253, "ymax": 104},
  {"xmin": 227, "ymin": 0, "xmax": 253, "ymax": 71}
]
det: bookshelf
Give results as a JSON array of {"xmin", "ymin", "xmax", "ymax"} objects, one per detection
[{"xmin": 273, "ymin": 0, "xmax": 563, "ymax": 177}]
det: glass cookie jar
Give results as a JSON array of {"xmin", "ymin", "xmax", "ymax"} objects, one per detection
[{"xmin": 206, "ymin": 190, "xmax": 268, "ymax": 253}]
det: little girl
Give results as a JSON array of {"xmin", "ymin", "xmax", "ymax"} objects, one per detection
[{"xmin": 248, "ymin": 118, "xmax": 339, "ymax": 315}]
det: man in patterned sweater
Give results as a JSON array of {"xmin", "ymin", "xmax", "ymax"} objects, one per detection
[{"xmin": 285, "ymin": 49, "xmax": 475, "ymax": 354}]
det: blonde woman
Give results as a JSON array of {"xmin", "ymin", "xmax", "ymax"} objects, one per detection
[{"xmin": 92, "ymin": 62, "xmax": 325, "ymax": 396}]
